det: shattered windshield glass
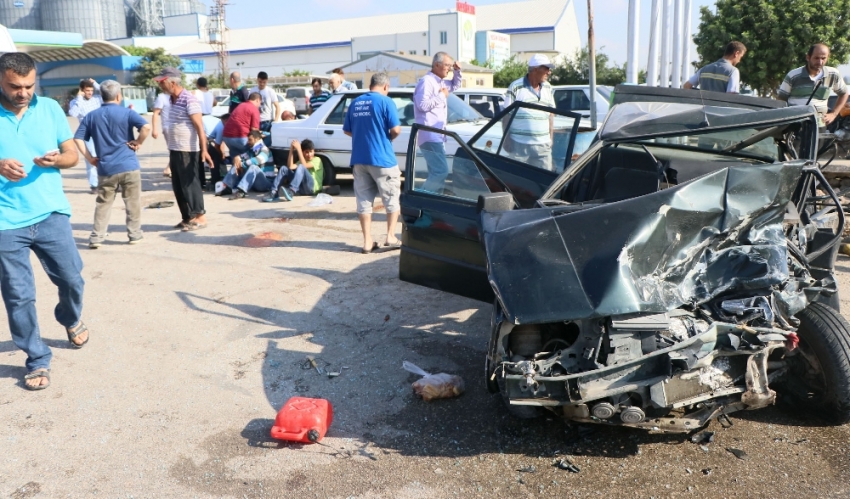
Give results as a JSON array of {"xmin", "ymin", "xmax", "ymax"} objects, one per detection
[{"xmin": 634, "ymin": 127, "xmax": 780, "ymax": 162}]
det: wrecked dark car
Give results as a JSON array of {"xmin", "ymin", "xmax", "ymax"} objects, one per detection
[{"xmin": 398, "ymin": 86, "xmax": 850, "ymax": 432}]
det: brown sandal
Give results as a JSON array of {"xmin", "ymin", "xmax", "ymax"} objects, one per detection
[{"xmin": 24, "ymin": 369, "xmax": 50, "ymax": 391}]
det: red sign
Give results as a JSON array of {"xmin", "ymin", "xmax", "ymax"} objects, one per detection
[{"xmin": 456, "ymin": 1, "xmax": 476, "ymax": 15}]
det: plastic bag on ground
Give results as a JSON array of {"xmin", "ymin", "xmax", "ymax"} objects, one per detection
[
  {"xmin": 308, "ymin": 193, "xmax": 333, "ymax": 207},
  {"xmin": 402, "ymin": 361, "xmax": 464, "ymax": 401}
]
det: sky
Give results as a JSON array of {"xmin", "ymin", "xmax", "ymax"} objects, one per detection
[{"xmin": 200, "ymin": 0, "xmax": 716, "ymax": 70}]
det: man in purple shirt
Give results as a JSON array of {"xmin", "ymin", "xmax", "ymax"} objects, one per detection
[{"xmin": 413, "ymin": 52, "xmax": 462, "ymax": 193}]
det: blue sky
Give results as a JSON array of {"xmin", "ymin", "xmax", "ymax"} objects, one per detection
[{"xmin": 203, "ymin": 0, "xmax": 716, "ymax": 69}]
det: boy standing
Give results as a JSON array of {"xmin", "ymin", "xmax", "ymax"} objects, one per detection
[{"xmin": 264, "ymin": 139, "xmax": 323, "ymax": 202}]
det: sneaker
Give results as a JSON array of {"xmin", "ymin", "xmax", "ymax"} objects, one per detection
[
  {"xmin": 128, "ymin": 237, "xmax": 143, "ymax": 245},
  {"xmin": 229, "ymin": 189, "xmax": 246, "ymax": 200},
  {"xmin": 262, "ymin": 194, "xmax": 280, "ymax": 203},
  {"xmin": 279, "ymin": 186, "xmax": 293, "ymax": 201},
  {"xmin": 89, "ymin": 241, "xmax": 101, "ymax": 249}
]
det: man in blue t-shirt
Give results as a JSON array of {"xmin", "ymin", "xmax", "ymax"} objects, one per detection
[
  {"xmin": 343, "ymin": 72, "xmax": 402, "ymax": 253},
  {"xmin": 74, "ymin": 80, "xmax": 151, "ymax": 249},
  {"xmin": 0, "ymin": 53, "xmax": 89, "ymax": 390}
]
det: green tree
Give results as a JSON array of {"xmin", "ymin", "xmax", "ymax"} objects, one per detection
[
  {"xmin": 121, "ymin": 45, "xmax": 150, "ymax": 57},
  {"xmin": 493, "ymin": 56, "xmax": 528, "ymax": 87},
  {"xmin": 133, "ymin": 48, "xmax": 183, "ymax": 88},
  {"xmin": 551, "ymin": 48, "xmax": 645, "ymax": 86},
  {"xmin": 693, "ymin": 0, "xmax": 850, "ymax": 97},
  {"xmin": 283, "ymin": 69, "xmax": 310, "ymax": 77}
]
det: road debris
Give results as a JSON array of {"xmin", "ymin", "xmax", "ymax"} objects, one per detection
[
  {"xmin": 402, "ymin": 361, "xmax": 464, "ymax": 401},
  {"xmin": 270, "ymin": 397, "xmax": 333, "ymax": 444},
  {"xmin": 553, "ymin": 457, "xmax": 580, "ymax": 473},
  {"xmin": 691, "ymin": 431, "xmax": 715, "ymax": 445},
  {"xmin": 517, "ymin": 465, "xmax": 537, "ymax": 473},
  {"xmin": 726, "ymin": 448, "xmax": 749, "ymax": 461}
]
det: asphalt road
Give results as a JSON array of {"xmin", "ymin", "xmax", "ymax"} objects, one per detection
[{"xmin": 0, "ymin": 121, "xmax": 848, "ymax": 498}]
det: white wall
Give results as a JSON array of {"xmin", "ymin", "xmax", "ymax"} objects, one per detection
[
  {"xmin": 510, "ymin": 32, "xmax": 555, "ymax": 54},
  {"xmin": 553, "ymin": 2, "xmax": 582, "ymax": 57},
  {"xmin": 351, "ymin": 32, "xmax": 428, "ymax": 60},
  {"xmin": 163, "ymin": 14, "xmax": 207, "ymax": 37},
  {"xmin": 111, "ymin": 35, "xmax": 199, "ymax": 51},
  {"xmin": 428, "ymin": 13, "xmax": 460, "ymax": 61},
  {"xmin": 204, "ymin": 45, "xmax": 352, "ymax": 77}
]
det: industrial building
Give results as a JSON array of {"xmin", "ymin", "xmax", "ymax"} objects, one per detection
[{"xmin": 115, "ymin": 0, "xmax": 581, "ymax": 85}]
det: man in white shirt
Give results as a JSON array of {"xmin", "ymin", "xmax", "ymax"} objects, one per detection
[
  {"xmin": 249, "ymin": 71, "xmax": 280, "ymax": 131},
  {"xmin": 192, "ymin": 77, "xmax": 214, "ymax": 115}
]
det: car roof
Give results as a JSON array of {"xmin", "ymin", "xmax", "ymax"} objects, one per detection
[
  {"xmin": 612, "ymin": 85, "xmax": 785, "ymax": 110},
  {"xmin": 454, "ymin": 88, "xmax": 506, "ymax": 94}
]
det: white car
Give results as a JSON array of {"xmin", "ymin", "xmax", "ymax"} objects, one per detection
[
  {"xmin": 284, "ymin": 87, "xmax": 313, "ymax": 114},
  {"xmin": 211, "ymin": 94, "xmax": 229, "ymax": 117},
  {"xmin": 552, "ymin": 85, "xmax": 611, "ymax": 119},
  {"xmin": 270, "ymin": 88, "xmax": 498, "ymax": 185},
  {"xmin": 453, "ymin": 88, "xmax": 506, "ymax": 118}
]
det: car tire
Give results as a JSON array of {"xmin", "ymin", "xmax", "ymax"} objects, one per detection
[
  {"xmin": 785, "ymin": 302, "xmax": 850, "ymax": 424},
  {"xmin": 318, "ymin": 156, "xmax": 336, "ymax": 186},
  {"xmin": 489, "ymin": 301, "xmax": 542, "ymax": 420}
]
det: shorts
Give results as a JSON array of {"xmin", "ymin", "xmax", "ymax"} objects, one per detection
[{"xmin": 353, "ymin": 164, "xmax": 401, "ymax": 215}]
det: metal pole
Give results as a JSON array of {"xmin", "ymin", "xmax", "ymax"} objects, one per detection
[
  {"xmin": 671, "ymin": 0, "xmax": 682, "ymax": 88},
  {"xmin": 627, "ymin": 0, "xmax": 639, "ymax": 84},
  {"xmin": 647, "ymin": 0, "xmax": 660, "ymax": 86},
  {"xmin": 682, "ymin": 0, "xmax": 693, "ymax": 80},
  {"xmin": 660, "ymin": 0, "xmax": 671, "ymax": 87},
  {"xmin": 588, "ymin": 0, "xmax": 597, "ymax": 128}
]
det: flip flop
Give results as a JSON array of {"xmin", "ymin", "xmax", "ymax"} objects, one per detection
[
  {"xmin": 182, "ymin": 221, "xmax": 207, "ymax": 232},
  {"xmin": 24, "ymin": 369, "xmax": 50, "ymax": 391},
  {"xmin": 66, "ymin": 321, "xmax": 89, "ymax": 349},
  {"xmin": 361, "ymin": 242, "xmax": 379, "ymax": 254},
  {"xmin": 174, "ymin": 220, "xmax": 189, "ymax": 229},
  {"xmin": 382, "ymin": 239, "xmax": 402, "ymax": 250}
]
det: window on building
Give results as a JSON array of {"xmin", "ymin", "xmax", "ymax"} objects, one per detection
[
  {"xmin": 410, "ymin": 50, "xmax": 417, "ymax": 55},
  {"xmin": 440, "ymin": 31, "xmax": 447, "ymax": 44},
  {"xmin": 423, "ymin": 50, "xmax": 427, "ymax": 56},
  {"xmin": 476, "ymin": 78, "xmax": 485, "ymax": 86}
]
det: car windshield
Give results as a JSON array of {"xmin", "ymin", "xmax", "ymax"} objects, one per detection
[{"xmin": 447, "ymin": 94, "xmax": 484, "ymax": 124}]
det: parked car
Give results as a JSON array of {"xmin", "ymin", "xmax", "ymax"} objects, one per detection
[
  {"xmin": 398, "ymin": 85, "xmax": 850, "ymax": 431},
  {"xmin": 552, "ymin": 84, "xmax": 611, "ymax": 119},
  {"xmin": 211, "ymin": 94, "xmax": 229, "ymax": 117},
  {"xmin": 284, "ymin": 87, "xmax": 313, "ymax": 114},
  {"xmin": 454, "ymin": 88, "xmax": 506, "ymax": 118},
  {"xmin": 269, "ymin": 88, "xmax": 501, "ymax": 185}
]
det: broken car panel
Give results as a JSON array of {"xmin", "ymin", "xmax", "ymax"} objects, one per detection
[{"xmin": 399, "ymin": 86, "xmax": 850, "ymax": 432}]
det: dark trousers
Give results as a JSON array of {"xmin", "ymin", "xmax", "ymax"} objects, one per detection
[
  {"xmin": 208, "ymin": 140, "xmax": 224, "ymax": 184},
  {"xmin": 170, "ymin": 150, "xmax": 205, "ymax": 221}
]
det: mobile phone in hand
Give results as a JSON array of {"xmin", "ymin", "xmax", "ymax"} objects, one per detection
[{"xmin": 41, "ymin": 149, "xmax": 60, "ymax": 159}]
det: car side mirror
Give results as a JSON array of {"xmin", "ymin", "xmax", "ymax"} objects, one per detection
[{"xmin": 477, "ymin": 192, "xmax": 515, "ymax": 214}]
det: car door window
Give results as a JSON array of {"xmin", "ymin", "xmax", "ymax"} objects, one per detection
[
  {"xmin": 411, "ymin": 132, "xmax": 502, "ymax": 201},
  {"xmin": 554, "ymin": 90, "xmax": 590, "ymax": 113},
  {"xmin": 469, "ymin": 103, "xmax": 581, "ymax": 173},
  {"xmin": 468, "ymin": 94, "xmax": 495, "ymax": 118},
  {"xmin": 324, "ymin": 96, "xmax": 352, "ymax": 125},
  {"xmin": 390, "ymin": 95, "xmax": 416, "ymax": 126}
]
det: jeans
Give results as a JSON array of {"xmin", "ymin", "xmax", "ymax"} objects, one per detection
[
  {"xmin": 223, "ymin": 164, "xmax": 272, "ymax": 193},
  {"xmin": 84, "ymin": 139, "xmax": 98, "ymax": 188},
  {"xmin": 271, "ymin": 164, "xmax": 315, "ymax": 196},
  {"xmin": 0, "ymin": 213, "xmax": 85, "ymax": 371},
  {"xmin": 170, "ymin": 151, "xmax": 205, "ymax": 221},
  {"xmin": 223, "ymin": 136, "xmax": 249, "ymax": 157},
  {"xmin": 92, "ymin": 170, "xmax": 143, "ymax": 243},
  {"xmin": 419, "ymin": 141, "xmax": 450, "ymax": 193}
]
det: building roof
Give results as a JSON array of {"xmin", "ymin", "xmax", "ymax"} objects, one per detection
[
  {"xmin": 336, "ymin": 52, "xmax": 494, "ymax": 73},
  {"xmin": 6, "ymin": 29, "xmax": 130, "ymax": 62},
  {"xmin": 173, "ymin": 0, "xmax": 572, "ymax": 57}
]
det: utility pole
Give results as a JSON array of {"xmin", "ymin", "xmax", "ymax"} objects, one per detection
[
  {"xmin": 588, "ymin": 0, "xmax": 597, "ymax": 128},
  {"xmin": 208, "ymin": 0, "xmax": 229, "ymax": 79},
  {"xmin": 626, "ymin": 0, "xmax": 639, "ymax": 84},
  {"xmin": 671, "ymin": 0, "xmax": 682, "ymax": 88},
  {"xmin": 647, "ymin": 0, "xmax": 660, "ymax": 86}
]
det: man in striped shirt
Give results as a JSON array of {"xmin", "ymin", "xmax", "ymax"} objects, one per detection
[
  {"xmin": 309, "ymin": 78, "xmax": 331, "ymax": 114},
  {"xmin": 154, "ymin": 67, "xmax": 212, "ymax": 231},
  {"xmin": 502, "ymin": 54, "xmax": 556, "ymax": 171},
  {"xmin": 684, "ymin": 41, "xmax": 746, "ymax": 93},
  {"xmin": 778, "ymin": 43, "xmax": 848, "ymax": 127}
]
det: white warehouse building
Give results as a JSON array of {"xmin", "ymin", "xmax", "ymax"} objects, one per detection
[{"xmin": 115, "ymin": 0, "xmax": 581, "ymax": 81}]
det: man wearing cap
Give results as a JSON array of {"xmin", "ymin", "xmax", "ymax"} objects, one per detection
[
  {"xmin": 502, "ymin": 54, "xmax": 556, "ymax": 171},
  {"xmin": 413, "ymin": 51, "xmax": 462, "ymax": 193},
  {"xmin": 154, "ymin": 67, "xmax": 212, "ymax": 231}
]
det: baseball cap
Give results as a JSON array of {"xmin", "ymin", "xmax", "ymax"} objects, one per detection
[
  {"xmin": 528, "ymin": 54, "xmax": 554, "ymax": 69},
  {"xmin": 153, "ymin": 66, "xmax": 182, "ymax": 82}
]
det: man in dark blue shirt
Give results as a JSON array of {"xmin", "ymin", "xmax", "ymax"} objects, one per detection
[
  {"xmin": 74, "ymin": 80, "xmax": 151, "ymax": 248},
  {"xmin": 343, "ymin": 72, "xmax": 402, "ymax": 253}
]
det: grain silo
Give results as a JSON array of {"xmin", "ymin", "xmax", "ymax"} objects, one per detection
[
  {"xmin": 0, "ymin": 0, "xmax": 42, "ymax": 30},
  {"xmin": 41, "ymin": 0, "xmax": 105, "ymax": 39},
  {"xmin": 101, "ymin": 0, "xmax": 128, "ymax": 39}
]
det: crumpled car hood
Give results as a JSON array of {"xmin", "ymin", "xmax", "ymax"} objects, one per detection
[{"xmin": 481, "ymin": 161, "xmax": 808, "ymax": 325}]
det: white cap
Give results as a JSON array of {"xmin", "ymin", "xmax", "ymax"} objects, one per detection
[{"xmin": 528, "ymin": 54, "xmax": 554, "ymax": 69}]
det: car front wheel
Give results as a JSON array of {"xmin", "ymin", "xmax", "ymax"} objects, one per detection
[
  {"xmin": 784, "ymin": 302, "xmax": 850, "ymax": 424},
  {"xmin": 318, "ymin": 155, "xmax": 335, "ymax": 186}
]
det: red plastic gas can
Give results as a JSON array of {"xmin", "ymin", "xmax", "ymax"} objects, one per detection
[{"xmin": 270, "ymin": 397, "xmax": 333, "ymax": 443}]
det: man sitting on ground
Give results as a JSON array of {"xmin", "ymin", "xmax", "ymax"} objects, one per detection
[
  {"xmin": 221, "ymin": 129, "xmax": 272, "ymax": 199},
  {"xmin": 265, "ymin": 139, "xmax": 323, "ymax": 202}
]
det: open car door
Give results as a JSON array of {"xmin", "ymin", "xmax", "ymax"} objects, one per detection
[{"xmin": 398, "ymin": 103, "xmax": 584, "ymax": 302}]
